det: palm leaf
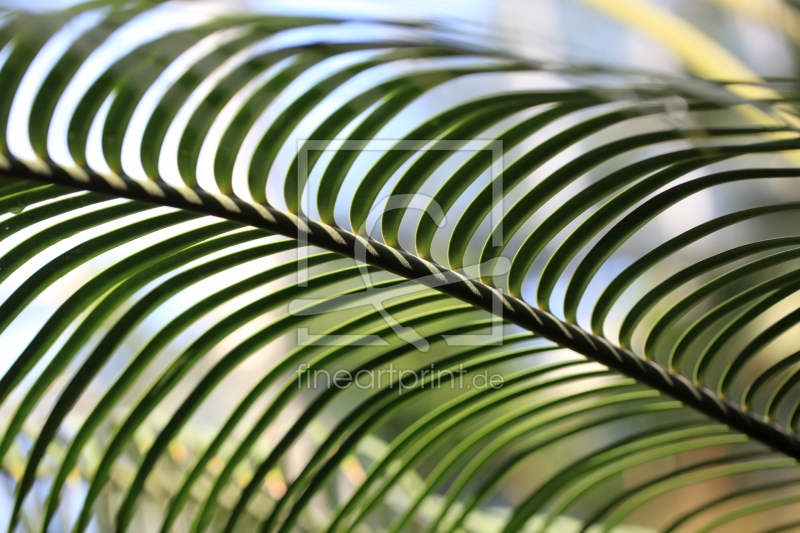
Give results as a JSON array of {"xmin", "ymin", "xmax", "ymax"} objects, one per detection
[{"xmin": 2, "ymin": 1, "xmax": 800, "ymax": 531}]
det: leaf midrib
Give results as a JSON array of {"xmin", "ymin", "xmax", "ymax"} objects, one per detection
[{"xmin": 3, "ymin": 154, "xmax": 799, "ymax": 464}]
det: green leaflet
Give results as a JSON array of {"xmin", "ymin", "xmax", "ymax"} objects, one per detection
[
  {"xmin": 176, "ymin": 293, "xmax": 463, "ymax": 532},
  {"xmin": 662, "ymin": 477, "xmax": 800, "ymax": 532}
]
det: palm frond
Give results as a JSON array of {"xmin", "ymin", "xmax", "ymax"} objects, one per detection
[{"xmin": 2, "ymin": 1, "xmax": 800, "ymax": 531}]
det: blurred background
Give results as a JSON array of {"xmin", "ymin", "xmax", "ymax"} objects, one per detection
[{"xmin": 4, "ymin": 0, "xmax": 799, "ymax": 78}]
